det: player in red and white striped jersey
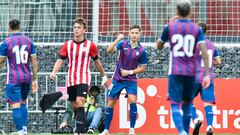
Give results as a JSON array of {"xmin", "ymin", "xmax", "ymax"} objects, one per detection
[{"xmin": 50, "ymin": 17, "xmax": 107, "ymax": 135}]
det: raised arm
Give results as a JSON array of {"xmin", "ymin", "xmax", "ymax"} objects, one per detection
[{"xmin": 106, "ymin": 34, "xmax": 124, "ymax": 53}]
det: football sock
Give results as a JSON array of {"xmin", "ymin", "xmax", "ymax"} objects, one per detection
[
  {"xmin": 171, "ymin": 103, "xmax": 185, "ymax": 133},
  {"xmin": 20, "ymin": 104, "xmax": 28, "ymax": 127},
  {"xmin": 12, "ymin": 108, "xmax": 23, "ymax": 131},
  {"xmin": 75, "ymin": 107, "xmax": 86, "ymax": 133},
  {"xmin": 191, "ymin": 104, "xmax": 198, "ymax": 122},
  {"xmin": 182, "ymin": 103, "xmax": 192, "ymax": 133},
  {"xmin": 205, "ymin": 106, "xmax": 213, "ymax": 126},
  {"xmin": 105, "ymin": 107, "xmax": 113, "ymax": 130},
  {"xmin": 130, "ymin": 103, "xmax": 137, "ymax": 128},
  {"xmin": 17, "ymin": 130, "xmax": 24, "ymax": 135}
]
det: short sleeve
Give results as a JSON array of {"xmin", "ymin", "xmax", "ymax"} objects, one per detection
[
  {"xmin": 30, "ymin": 40, "xmax": 36, "ymax": 55},
  {"xmin": 0, "ymin": 41, "xmax": 8, "ymax": 56},
  {"xmin": 214, "ymin": 48, "xmax": 220, "ymax": 58},
  {"xmin": 89, "ymin": 42, "xmax": 98, "ymax": 58},
  {"xmin": 160, "ymin": 24, "xmax": 169, "ymax": 42},
  {"xmin": 115, "ymin": 40, "xmax": 124, "ymax": 50},
  {"xmin": 139, "ymin": 49, "xmax": 148, "ymax": 65},
  {"xmin": 59, "ymin": 42, "xmax": 68, "ymax": 60},
  {"xmin": 197, "ymin": 27, "xmax": 206, "ymax": 45}
]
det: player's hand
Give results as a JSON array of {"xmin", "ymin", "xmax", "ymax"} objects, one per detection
[
  {"xmin": 202, "ymin": 75, "xmax": 210, "ymax": 89},
  {"xmin": 117, "ymin": 34, "xmax": 124, "ymax": 41},
  {"xmin": 59, "ymin": 121, "xmax": 67, "ymax": 129},
  {"xmin": 101, "ymin": 75, "xmax": 108, "ymax": 87},
  {"xmin": 32, "ymin": 80, "xmax": 38, "ymax": 93},
  {"xmin": 49, "ymin": 72, "xmax": 56, "ymax": 80},
  {"xmin": 121, "ymin": 69, "xmax": 133, "ymax": 77}
]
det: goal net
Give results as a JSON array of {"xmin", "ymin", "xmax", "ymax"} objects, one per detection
[{"xmin": 0, "ymin": 0, "xmax": 239, "ymax": 46}]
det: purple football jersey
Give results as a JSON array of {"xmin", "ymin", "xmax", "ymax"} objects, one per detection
[
  {"xmin": 195, "ymin": 38, "xmax": 220, "ymax": 83},
  {"xmin": 0, "ymin": 33, "xmax": 36, "ymax": 84},
  {"xmin": 160, "ymin": 19, "xmax": 205, "ymax": 76},
  {"xmin": 112, "ymin": 40, "xmax": 148, "ymax": 82}
]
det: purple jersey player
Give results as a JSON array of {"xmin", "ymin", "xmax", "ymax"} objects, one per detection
[
  {"xmin": 99, "ymin": 24, "xmax": 148, "ymax": 135},
  {"xmin": 0, "ymin": 19, "xmax": 38, "ymax": 135},
  {"xmin": 195, "ymin": 39, "xmax": 221, "ymax": 84},
  {"xmin": 192, "ymin": 22, "xmax": 221, "ymax": 135},
  {"xmin": 156, "ymin": 1, "xmax": 210, "ymax": 135}
]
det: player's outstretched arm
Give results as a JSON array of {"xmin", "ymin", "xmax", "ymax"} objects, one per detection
[
  {"xmin": 49, "ymin": 59, "xmax": 63, "ymax": 80},
  {"xmin": 107, "ymin": 34, "xmax": 124, "ymax": 53}
]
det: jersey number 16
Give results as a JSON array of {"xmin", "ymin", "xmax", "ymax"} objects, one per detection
[{"xmin": 12, "ymin": 45, "xmax": 29, "ymax": 64}]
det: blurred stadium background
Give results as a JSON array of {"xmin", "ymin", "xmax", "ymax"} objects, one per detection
[{"xmin": 0, "ymin": 0, "xmax": 239, "ymax": 134}]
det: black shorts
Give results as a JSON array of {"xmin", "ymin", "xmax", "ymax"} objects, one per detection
[{"xmin": 67, "ymin": 84, "xmax": 88, "ymax": 101}]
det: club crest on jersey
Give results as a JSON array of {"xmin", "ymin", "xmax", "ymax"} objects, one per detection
[
  {"xmin": 136, "ymin": 51, "xmax": 139, "ymax": 56},
  {"xmin": 124, "ymin": 48, "xmax": 128, "ymax": 54},
  {"xmin": 82, "ymin": 47, "xmax": 87, "ymax": 52}
]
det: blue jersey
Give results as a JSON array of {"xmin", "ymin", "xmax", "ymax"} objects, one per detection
[
  {"xmin": 195, "ymin": 38, "xmax": 220, "ymax": 83},
  {"xmin": 112, "ymin": 40, "xmax": 148, "ymax": 82},
  {"xmin": 0, "ymin": 33, "xmax": 36, "ymax": 84},
  {"xmin": 160, "ymin": 19, "xmax": 205, "ymax": 76}
]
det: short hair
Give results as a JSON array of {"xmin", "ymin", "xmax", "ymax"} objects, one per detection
[
  {"xmin": 198, "ymin": 22, "xmax": 207, "ymax": 34},
  {"xmin": 9, "ymin": 18, "xmax": 20, "ymax": 30},
  {"xmin": 74, "ymin": 17, "xmax": 87, "ymax": 29},
  {"xmin": 177, "ymin": 0, "xmax": 192, "ymax": 17},
  {"xmin": 130, "ymin": 24, "xmax": 141, "ymax": 32}
]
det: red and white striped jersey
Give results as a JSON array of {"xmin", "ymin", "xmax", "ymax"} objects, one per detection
[{"xmin": 59, "ymin": 39, "xmax": 98, "ymax": 87}]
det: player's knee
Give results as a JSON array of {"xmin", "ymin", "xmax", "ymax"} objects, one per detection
[
  {"xmin": 203, "ymin": 102, "xmax": 213, "ymax": 107},
  {"xmin": 11, "ymin": 102, "xmax": 21, "ymax": 108},
  {"xmin": 128, "ymin": 94, "xmax": 137, "ymax": 103}
]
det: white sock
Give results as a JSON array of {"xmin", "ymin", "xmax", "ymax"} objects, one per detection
[
  {"xmin": 103, "ymin": 129, "xmax": 109, "ymax": 133},
  {"xmin": 206, "ymin": 125, "xmax": 213, "ymax": 131},
  {"xmin": 23, "ymin": 126, "xmax": 27, "ymax": 131},
  {"xmin": 179, "ymin": 131, "xmax": 188, "ymax": 135},
  {"xmin": 193, "ymin": 118, "xmax": 200, "ymax": 124},
  {"xmin": 18, "ymin": 130, "xmax": 24, "ymax": 135}
]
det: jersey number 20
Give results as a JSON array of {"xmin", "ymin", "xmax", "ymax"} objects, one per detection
[
  {"xmin": 172, "ymin": 34, "xmax": 195, "ymax": 57},
  {"xmin": 12, "ymin": 45, "xmax": 28, "ymax": 64}
]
